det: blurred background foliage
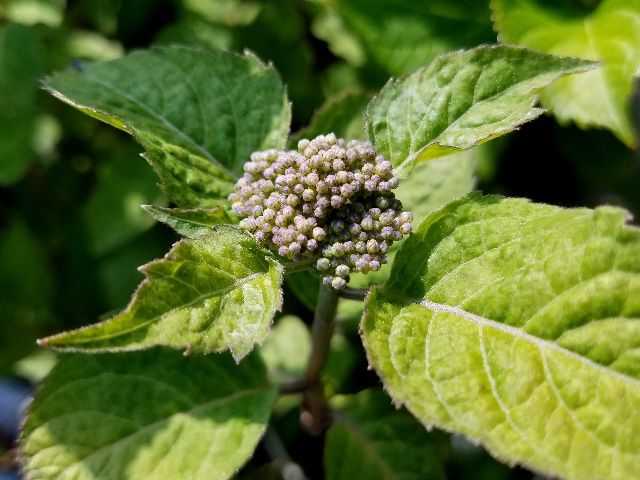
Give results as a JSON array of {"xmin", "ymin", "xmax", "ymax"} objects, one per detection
[{"xmin": 1, "ymin": 0, "xmax": 639, "ymax": 478}]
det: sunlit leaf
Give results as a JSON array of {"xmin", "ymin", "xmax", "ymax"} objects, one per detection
[
  {"xmin": 492, "ymin": 0, "xmax": 640, "ymax": 146},
  {"xmin": 366, "ymin": 45, "xmax": 596, "ymax": 176},
  {"xmin": 363, "ymin": 194, "xmax": 640, "ymax": 479},
  {"xmin": 40, "ymin": 226, "xmax": 283, "ymax": 361}
]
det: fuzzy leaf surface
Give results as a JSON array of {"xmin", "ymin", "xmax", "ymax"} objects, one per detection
[
  {"xmin": 366, "ymin": 45, "xmax": 596, "ymax": 176},
  {"xmin": 362, "ymin": 194, "xmax": 640, "ymax": 479},
  {"xmin": 325, "ymin": 389, "xmax": 448, "ymax": 480},
  {"xmin": 142, "ymin": 205, "xmax": 233, "ymax": 238},
  {"xmin": 40, "ymin": 226, "xmax": 283, "ymax": 361},
  {"xmin": 140, "ymin": 136, "xmax": 235, "ymax": 209},
  {"xmin": 21, "ymin": 350, "xmax": 276, "ymax": 480},
  {"xmin": 44, "ymin": 46, "xmax": 291, "ymax": 189},
  {"xmin": 492, "ymin": 0, "xmax": 640, "ymax": 146}
]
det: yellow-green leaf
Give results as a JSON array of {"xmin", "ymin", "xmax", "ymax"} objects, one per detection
[
  {"xmin": 363, "ymin": 194, "xmax": 640, "ymax": 479},
  {"xmin": 492, "ymin": 0, "xmax": 640, "ymax": 146},
  {"xmin": 40, "ymin": 226, "xmax": 283, "ymax": 361}
]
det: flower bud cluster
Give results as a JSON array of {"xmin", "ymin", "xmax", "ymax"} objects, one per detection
[{"xmin": 229, "ymin": 133, "xmax": 412, "ymax": 290}]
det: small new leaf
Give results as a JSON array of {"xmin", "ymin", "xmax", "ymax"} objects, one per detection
[
  {"xmin": 39, "ymin": 225, "xmax": 283, "ymax": 361},
  {"xmin": 362, "ymin": 194, "xmax": 640, "ymax": 479},
  {"xmin": 142, "ymin": 205, "xmax": 233, "ymax": 238},
  {"xmin": 21, "ymin": 349, "xmax": 276, "ymax": 480},
  {"xmin": 366, "ymin": 45, "xmax": 597, "ymax": 176}
]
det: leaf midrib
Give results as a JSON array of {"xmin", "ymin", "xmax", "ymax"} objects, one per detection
[
  {"xmin": 385, "ymin": 50, "xmax": 591, "ymax": 167},
  {"xmin": 420, "ymin": 299, "xmax": 640, "ymax": 389},
  {"xmin": 44, "ymin": 271, "xmax": 266, "ymax": 347},
  {"xmin": 89, "ymin": 75, "xmax": 237, "ymax": 179}
]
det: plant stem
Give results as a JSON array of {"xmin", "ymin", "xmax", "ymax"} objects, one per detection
[
  {"xmin": 305, "ymin": 284, "xmax": 339, "ymax": 386},
  {"xmin": 300, "ymin": 283, "xmax": 339, "ymax": 435},
  {"xmin": 337, "ymin": 286, "xmax": 367, "ymax": 301}
]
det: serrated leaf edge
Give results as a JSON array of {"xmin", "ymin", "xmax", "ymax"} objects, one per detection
[
  {"xmin": 42, "ymin": 45, "xmax": 292, "ymax": 180},
  {"xmin": 364, "ymin": 44, "xmax": 599, "ymax": 176},
  {"xmin": 38, "ymin": 226, "xmax": 284, "ymax": 361}
]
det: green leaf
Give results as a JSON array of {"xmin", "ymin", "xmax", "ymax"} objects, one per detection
[
  {"xmin": 44, "ymin": 46, "xmax": 291, "ymax": 180},
  {"xmin": 40, "ymin": 225, "xmax": 283, "ymax": 361},
  {"xmin": 492, "ymin": 0, "xmax": 640, "ymax": 146},
  {"xmin": 366, "ymin": 45, "xmax": 597, "ymax": 176},
  {"xmin": 140, "ymin": 135, "xmax": 235, "ymax": 209},
  {"xmin": 0, "ymin": 24, "xmax": 44, "ymax": 185},
  {"xmin": 289, "ymin": 90, "xmax": 370, "ymax": 147},
  {"xmin": 362, "ymin": 194, "xmax": 640, "ymax": 479},
  {"xmin": 142, "ymin": 205, "xmax": 233, "ymax": 238},
  {"xmin": 395, "ymin": 150, "xmax": 476, "ymax": 231},
  {"xmin": 331, "ymin": 0, "xmax": 495, "ymax": 75},
  {"xmin": 21, "ymin": 349, "xmax": 276, "ymax": 480},
  {"xmin": 325, "ymin": 389, "xmax": 448, "ymax": 480}
]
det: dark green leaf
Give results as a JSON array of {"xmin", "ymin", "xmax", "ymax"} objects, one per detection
[
  {"xmin": 325, "ymin": 389, "xmax": 448, "ymax": 480},
  {"xmin": 140, "ymin": 136, "xmax": 235, "ymax": 209},
  {"xmin": 331, "ymin": 0, "xmax": 495, "ymax": 75},
  {"xmin": 44, "ymin": 46, "xmax": 291, "ymax": 183}
]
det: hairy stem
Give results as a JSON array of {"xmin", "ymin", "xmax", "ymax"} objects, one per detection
[{"xmin": 301, "ymin": 283, "xmax": 339, "ymax": 435}]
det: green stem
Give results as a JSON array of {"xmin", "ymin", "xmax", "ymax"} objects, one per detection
[
  {"xmin": 301, "ymin": 283, "xmax": 339, "ymax": 435},
  {"xmin": 305, "ymin": 284, "xmax": 339, "ymax": 385}
]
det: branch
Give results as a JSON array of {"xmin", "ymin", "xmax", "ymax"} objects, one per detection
[{"xmin": 337, "ymin": 286, "xmax": 368, "ymax": 301}]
